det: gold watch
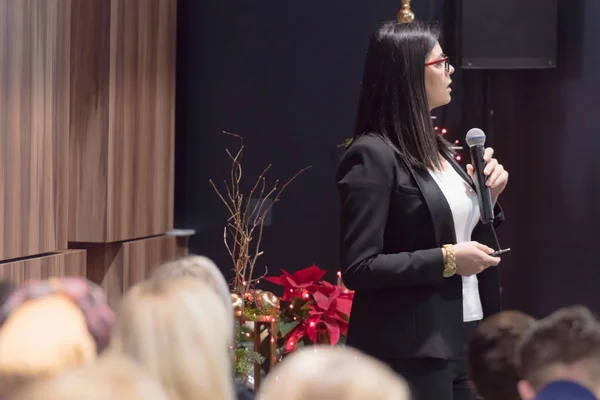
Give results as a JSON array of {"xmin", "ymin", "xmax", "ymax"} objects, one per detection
[{"xmin": 443, "ymin": 244, "xmax": 457, "ymax": 278}]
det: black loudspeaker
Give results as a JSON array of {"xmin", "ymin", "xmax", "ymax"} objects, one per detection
[{"xmin": 459, "ymin": 0, "xmax": 557, "ymax": 69}]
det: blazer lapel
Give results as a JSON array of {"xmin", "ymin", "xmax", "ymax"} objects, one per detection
[{"xmin": 407, "ymin": 166, "xmax": 457, "ymax": 247}]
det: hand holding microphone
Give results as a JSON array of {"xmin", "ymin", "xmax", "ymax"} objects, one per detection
[
  {"xmin": 466, "ymin": 148, "xmax": 508, "ymax": 204},
  {"xmin": 464, "ymin": 128, "xmax": 510, "ymax": 257},
  {"xmin": 465, "ymin": 129, "xmax": 509, "ymax": 222}
]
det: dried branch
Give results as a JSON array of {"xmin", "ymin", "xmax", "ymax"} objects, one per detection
[{"xmin": 210, "ymin": 131, "xmax": 310, "ymax": 295}]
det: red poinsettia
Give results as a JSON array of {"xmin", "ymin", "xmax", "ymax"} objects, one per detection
[
  {"xmin": 305, "ymin": 286, "xmax": 351, "ymax": 345},
  {"xmin": 266, "ymin": 264, "xmax": 355, "ymax": 353},
  {"xmin": 265, "ymin": 264, "xmax": 326, "ymax": 301}
]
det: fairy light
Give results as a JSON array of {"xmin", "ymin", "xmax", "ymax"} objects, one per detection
[
  {"xmin": 336, "ymin": 271, "xmax": 342, "ymax": 277},
  {"xmin": 455, "ymin": 155, "xmax": 462, "ymax": 161},
  {"xmin": 289, "ymin": 289, "xmax": 293, "ymax": 293},
  {"xmin": 243, "ymin": 281, "xmax": 247, "ymax": 285},
  {"xmin": 309, "ymin": 321, "xmax": 316, "ymax": 327},
  {"xmin": 245, "ymin": 332, "xmax": 251, "ymax": 337},
  {"xmin": 289, "ymin": 304, "xmax": 294, "ymax": 309},
  {"xmin": 441, "ymin": 128, "xmax": 447, "ymax": 134},
  {"xmin": 304, "ymin": 293, "xmax": 310, "ymax": 299},
  {"xmin": 434, "ymin": 126, "xmax": 439, "ymax": 131},
  {"xmin": 271, "ymin": 338, "xmax": 275, "ymax": 343}
]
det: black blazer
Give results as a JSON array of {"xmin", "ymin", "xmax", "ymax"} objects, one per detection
[{"xmin": 336, "ymin": 134, "xmax": 504, "ymax": 361}]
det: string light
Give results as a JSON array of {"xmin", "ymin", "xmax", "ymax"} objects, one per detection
[
  {"xmin": 309, "ymin": 321, "xmax": 316, "ymax": 327},
  {"xmin": 434, "ymin": 126, "xmax": 439, "ymax": 131},
  {"xmin": 455, "ymin": 155, "xmax": 462, "ymax": 161},
  {"xmin": 243, "ymin": 281, "xmax": 247, "ymax": 285},
  {"xmin": 271, "ymin": 338, "xmax": 275, "ymax": 343},
  {"xmin": 289, "ymin": 289, "xmax": 293, "ymax": 293},
  {"xmin": 304, "ymin": 293, "xmax": 310, "ymax": 299},
  {"xmin": 441, "ymin": 128, "xmax": 447, "ymax": 134},
  {"xmin": 336, "ymin": 271, "xmax": 342, "ymax": 277},
  {"xmin": 289, "ymin": 304, "xmax": 294, "ymax": 309}
]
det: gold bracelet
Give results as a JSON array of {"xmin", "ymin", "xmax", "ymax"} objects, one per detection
[{"xmin": 442, "ymin": 244, "xmax": 457, "ymax": 278}]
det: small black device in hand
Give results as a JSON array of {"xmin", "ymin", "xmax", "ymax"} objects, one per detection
[{"xmin": 490, "ymin": 248, "xmax": 511, "ymax": 258}]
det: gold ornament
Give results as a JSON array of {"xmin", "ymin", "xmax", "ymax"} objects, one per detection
[
  {"xmin": 231, "ymin": 293, "xmax": 243, "ymax": 318},
  {"xmin": 397, "ymin": 0, "xmax": 415, "ymax": 23},
  {"xmin": 255, "ymin": 290, "xmax": 280, "ymax": 316}
]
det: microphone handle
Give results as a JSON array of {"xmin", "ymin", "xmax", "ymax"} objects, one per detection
[{"xmin": 469, "ymin": 145, "xmax": 495, "ymax": 224}]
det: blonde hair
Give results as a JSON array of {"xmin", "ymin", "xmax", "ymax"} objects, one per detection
[
  {"xmin": 111, "ymin": 277, "xmax": 234, "ymax": 400},
  {"xmin": 258, "ymin": 346, "xmax": 410, "ymax": 400},
  {"xmin": 8, "ymin": 353, "xmax": 169, "ymax": 400},
  {"xmin": 151, "ymin": 256, "xmax": 233, "ymax": 339}
]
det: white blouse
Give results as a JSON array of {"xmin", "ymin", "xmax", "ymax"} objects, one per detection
[{"xmin": 428, "ymin": 160, "xmax": 483, "ymax": 322}]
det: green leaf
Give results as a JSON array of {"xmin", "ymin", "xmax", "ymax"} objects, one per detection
[{"xmin": 278, "ymin": 320, "xmax": 300, "ymax": 338}]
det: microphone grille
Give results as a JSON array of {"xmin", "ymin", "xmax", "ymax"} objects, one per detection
[{"xmin": 465, "ymin": 128, "xmax": 486, "ymax": 147}]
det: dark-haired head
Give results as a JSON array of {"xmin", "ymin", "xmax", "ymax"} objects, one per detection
[
  {"xmin": 517, "ymin": 306, "xmax": 600, "ymax": 400},
  {"xmin": 354, "ymin": 21, "xmax": 454, "ymax": 170},
  {"xmin": 467, "ymin": 311, "xmax": 535, "ymax": 400}
]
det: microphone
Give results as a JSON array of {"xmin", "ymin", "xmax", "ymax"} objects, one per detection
[{"xmin": 465, "ymin": 128, "xmax": 494, "ymax": 224}]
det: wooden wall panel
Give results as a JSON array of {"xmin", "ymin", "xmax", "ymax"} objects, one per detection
[
  {"xmin": 122, "ymin": 235, "xmax": 188, "ymax": 288},
  {"xmin": 69, "ymin": 0, "xmax": 111, "ymax": 241},
  {"xmin": 73, "ymin": 235, "xmax": 188, "ymax": 308},
  {"xmin": 0, "ymin": 0, "xmax": 71, "ymax": 260},
  {"xmin": 69, "ymin": 0, "xmax": 176, "ymax": 243},
  {"xmin": 0, "ymin": 250, "xmax": 86, "ymax": 286}
]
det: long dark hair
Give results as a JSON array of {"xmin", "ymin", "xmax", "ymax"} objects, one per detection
[{"xmin": 354, "ymin": 21, "xmax": 449, "ymax": 170}]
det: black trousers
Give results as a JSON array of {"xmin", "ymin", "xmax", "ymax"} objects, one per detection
[{"xmin": 385, "ymin": 321, "xmax": 478, "ymax": 400}]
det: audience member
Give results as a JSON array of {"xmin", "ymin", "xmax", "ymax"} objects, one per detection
[
  {"xmin": 152, "ymin": 256, "xmax": 254, "ymax": 399},
  {"xmin": 467, "ymin": 310, "xmax": 535, "ymax": 400},
  {"xmin": 111, "ymin": 277, "xmax": 235, "ymax": 400},
  {"xmin": 0, "ymin": 278, "xmax": 113, "ymax": 397},
  {"xmin": 258, "ymin": 346, "xmax": 410, "ymax": 400},
  {"xmin": 8, "ymin": 353, "xmax": 169, "ymax": 400},
  {"xmin": 518, "ymin": 306, "xmax": 600, "ymax": 400},
  {"xmin": 151, "ymin": 255, "xmax": 233, "ymax": 337}
]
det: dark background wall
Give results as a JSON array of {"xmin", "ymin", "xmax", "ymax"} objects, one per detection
[
  {"xmin": 174, "ymin": 0, "xmax": 600, "ymax": 317},
  {"xmin": 488, "ymin": 0, "xmax": 600, "ymax": 317}
]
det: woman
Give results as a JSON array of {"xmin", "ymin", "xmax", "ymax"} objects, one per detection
[
  {"xmin": 336, "ymin": 21, "xmax": 508, "ymax": 400},
  {"xmin": 110, "ymin": 278, "xmax": 235, "ymax": 400},
  {"xmin": 0, "ymin": 277, "xmax": 114, "ymax": 397},
  {"xmin": 10, "ymin": 354, "xmax": 169, "ymax": 400},
  {"xmin": 259, "ymin": 346, "xmax": 410, "ymax": 400},
  {"xmin": 151, "ymin": 256, "xmax": 255, "ymax": 400}
]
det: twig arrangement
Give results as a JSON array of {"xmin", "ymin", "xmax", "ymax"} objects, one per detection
[{"xmin": 210, "ymin": 131, "xmax": 310, "ymax": 296}]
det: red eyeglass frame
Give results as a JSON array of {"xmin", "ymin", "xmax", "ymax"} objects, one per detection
[{"xmin": 425, "ymin": 57, "xmax": 450, "ymax": 72}]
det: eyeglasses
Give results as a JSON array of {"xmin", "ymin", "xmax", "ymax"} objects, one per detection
[{"xmin": 425, "ymin": 56, "xmax": 450, "ymax": 73}]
